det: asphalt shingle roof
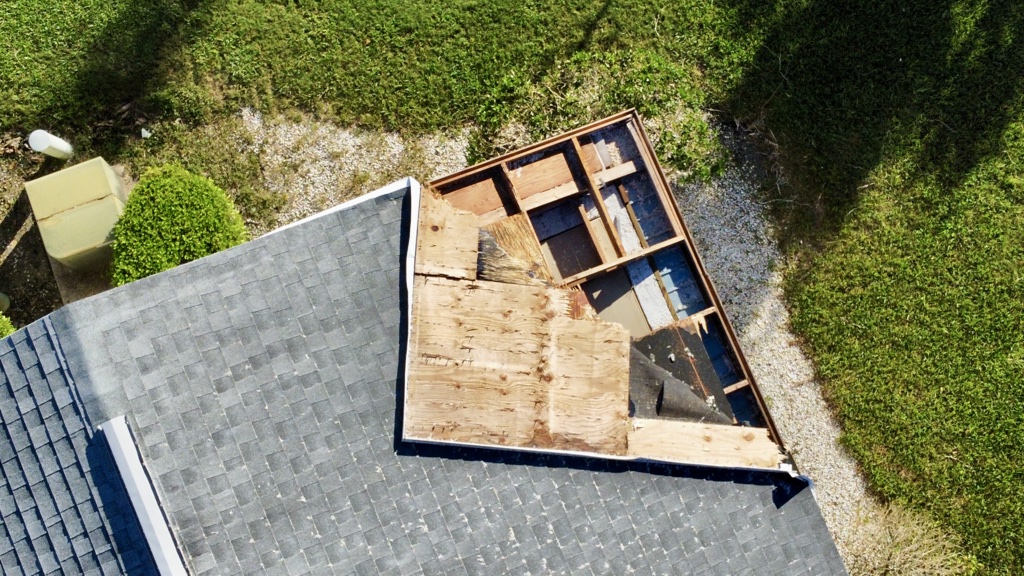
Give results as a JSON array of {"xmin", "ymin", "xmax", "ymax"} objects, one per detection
[
  {"xmin": 0, "ymin": 320, "xmax": 156, "ymax": 575},
  {"xmin": 1, "ymin": 181, "xmax": 847, "ymax": 574}
]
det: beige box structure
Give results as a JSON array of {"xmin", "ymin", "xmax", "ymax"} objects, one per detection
[{"xmin": 25, "ymin": 157, "xmax": 127, "ymax": 271}]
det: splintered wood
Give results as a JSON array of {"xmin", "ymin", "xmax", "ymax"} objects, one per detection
[
  {"xmin": 628, "ymin": 419, "xmax": 784, "ymax": 468},
  {"xmin": 406, "ymin": 276, "xmax": 630, "ymax": 454},
  {"xmin": 483, "ymin": 214, "xmax": 552, "ymax": 284}
]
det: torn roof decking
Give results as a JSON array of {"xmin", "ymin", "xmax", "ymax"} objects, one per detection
[{"xmin": 408, "ymin": 110, "xmax": 787, "ymax": 470}]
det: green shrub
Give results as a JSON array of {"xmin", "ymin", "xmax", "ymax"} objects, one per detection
[
  {"xmin": 112, "ymin": 165, "xmax": 247, "ymax": 285},
  {"xmin": 0, "ymin": 313, "xmax": 15, "ymax": 338}
]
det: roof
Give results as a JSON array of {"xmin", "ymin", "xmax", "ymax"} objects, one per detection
[
  {"xmin": 1, "ymin": 179, "xmax": 847, "ymax": 575},
  {"xmin": 414, "ymin": 111, "xmax": 785, "ymax": 469},
  {"xmin": 0, "ymin": 321, "xmax": 156, "ymax": 575}
]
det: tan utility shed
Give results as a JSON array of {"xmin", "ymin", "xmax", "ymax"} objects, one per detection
[{"xmin": 24, "ymin": 157, "xmax": 127, "ymax": 271}]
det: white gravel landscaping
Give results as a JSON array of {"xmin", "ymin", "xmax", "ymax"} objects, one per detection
[{"xmin": 671, "ymin": 130, "xmax": 875, "ymax": 561}]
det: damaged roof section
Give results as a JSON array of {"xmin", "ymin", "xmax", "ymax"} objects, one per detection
[{"xmin": 404, "ymin": 111, "xmax": 787, "ymax": 470}]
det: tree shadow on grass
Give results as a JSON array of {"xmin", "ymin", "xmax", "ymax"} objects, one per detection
[
  {"xmin": 29, "ymin": 0, "xmax": 210, "ymax": 158},
  {"xmin": 721, "ymin": 0, "xmax": 1024, "ymax": 248}
]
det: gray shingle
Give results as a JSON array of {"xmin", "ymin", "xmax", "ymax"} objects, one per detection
[{"xmin": 0, "ymin": 318, "xmax": 157, "ymax": 575}]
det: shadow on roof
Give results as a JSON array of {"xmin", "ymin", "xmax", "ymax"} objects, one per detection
[{"xmin": 84, "ymin": 438, "xmax": 160, "ymax": 575}]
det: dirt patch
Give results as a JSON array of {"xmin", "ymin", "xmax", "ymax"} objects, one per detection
[{"xmin": 0, "ymin": 154, "xmax": 65, "ymax": 328}]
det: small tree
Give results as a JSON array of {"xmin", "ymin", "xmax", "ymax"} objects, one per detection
[{"xmin": 112, "ymin": 165, "xmax": 247, "ymax": 285}]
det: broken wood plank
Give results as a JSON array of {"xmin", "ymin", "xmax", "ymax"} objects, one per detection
[
  {"xmin": 415, "ymin": 193, "xmax": 479, "ymax": 280},
  {"xmin": 687, "ymin": 306, "xmax": 717, "ymax": 333},
  {"xmin": 483, "ymin": 213, "xmax": 553, "ymax": 283},
  {"xmin": 477, "ymin": 230, "xmax": 545, "ymax": 286},
  {"xmin": 627, "ymin": 419, "xmax": 784, "ymax": 469}
]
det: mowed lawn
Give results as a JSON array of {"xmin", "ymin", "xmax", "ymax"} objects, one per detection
[{"xmin": 2, "ymin": 0, "xmax": 1023, "ymax": 572}]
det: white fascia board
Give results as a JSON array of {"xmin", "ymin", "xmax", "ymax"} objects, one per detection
[
  {"xmin": 261, "ymin": 177, "xmax": 419, "ymax": 238},
  {"xmin": 99, "ymin": 416, "xmax": 188, "ymax": 576}
]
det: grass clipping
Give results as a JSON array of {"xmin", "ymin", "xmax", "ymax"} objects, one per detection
[{"xmin": 846, "ymin": 503, "xmax": 977, "ymax": 576}]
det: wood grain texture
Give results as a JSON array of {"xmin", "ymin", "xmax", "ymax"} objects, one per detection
[
  {"xmin": 415, "ymin": 193, "xmax": 479, "ymax": 280},
  {"xmin": 441, "ymin": 175, "xmax": 509, "ymax": 218},
  {"xmin": 518, "ymin": 180, "xmax": 581, "ymax": 212},
  {"xmin": 578, "ymin": 139, "xmax": 604, "ymax": 173},
  {"xmin": 406, "ymin": 276, "xmax": 630, "ymax": 454},
  {"xmin": 628, "ymin": 419, "xmax": 784, "ymax": 468},
  {"xmin": 483, "ymin": 214, "xmax": 552, "ymax": 283},
  {"xmin": 507, "ymin": 152, "xmax": 576, "ymax": 200},
  {"xmin": 593, "ymin": 160, "xmax": 638, "ymax": 187}
]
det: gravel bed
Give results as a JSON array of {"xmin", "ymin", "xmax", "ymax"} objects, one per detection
[
  {"xmin": 240, "ymin": 108, "xmax": 469, "ymax": 235},
  {"xmin": 671, "ymin": 132, "xmax": 874, "ymax": 563}
]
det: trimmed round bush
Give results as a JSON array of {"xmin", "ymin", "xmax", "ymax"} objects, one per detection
[{"xmin": 112, "ymin": 165, "xmax": 247, "ymax": 286}]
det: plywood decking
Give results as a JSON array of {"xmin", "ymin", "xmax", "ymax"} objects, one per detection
[
  {"xmin": 406, "ymin": 275, "xmax": 630, "ymax": 453},
  {"xmin": 414, "ymin": 192, "xmax": 478, "ymax": 280},
  {"xmin": 628, "ymin": 419, "xmax": 784, "ymax": 469},
  {"xmin": 483, "ymin": 214, "xmax": 552, "ymax": 283},
  {"xmin": 414, "ymin": 111, "xmax": 788, "ymax": 470}
]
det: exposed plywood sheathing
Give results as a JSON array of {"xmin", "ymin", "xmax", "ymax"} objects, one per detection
[
  {"xmin": 417, "ymin": 110, "xmax": 788, "ymax": 469},
  {"xmin": 415, "ymin": 193, "xmax": 479, "ymax": 280},
  {"xmin": 406, "ymin": 276, "xmax": 630, "ymax": 454},
  {"xmin": 507, "ymin": 152, "xmax": 576, "ymax": 200},
  {"xmin": 441, "ymin": 175, "xmax": 503, "ymax": 214},
  {"xmin": 628, "ymin": 419, "xmax": 784, "ymax": 468},
  {"xmin": 477, "ymin": 231, "xmax": 545, "ymax": 286}
]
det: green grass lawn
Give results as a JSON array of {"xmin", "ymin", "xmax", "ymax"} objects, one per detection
[{"xmin": 2, "ymin": 0, "xmax": 1022, "ymax": 572}]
